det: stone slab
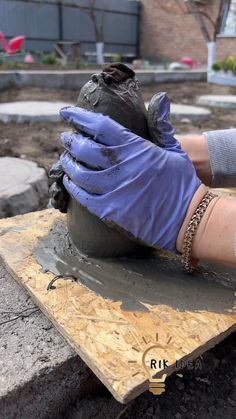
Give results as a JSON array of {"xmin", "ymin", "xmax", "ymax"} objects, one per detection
[
  {"xmin": 0, "ymin": 263, "xmax": 101, "ymax": 419},
  {"xmin": 0, "ymin": 209, "xmax": 236, "ymax": 404},
  {"xmin": 0, "ymin": 157, "xmax": 48, "ymax": 218},
  {"xmin": 0, "ymin": 101, "xmax": 71, "ymax": 123},
  {"xmin": 145, "ymin": 102, "xmax": 211, "ymax": 121},
  {"xmin": 197, "ymin": 95, "xmax": 236, "ymax": 109}
]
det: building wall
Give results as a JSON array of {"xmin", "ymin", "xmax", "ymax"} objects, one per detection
[
  {"xmin": 139, "ymin": 0, "xmax": 235, "ymax": 64},
  {"xmin": 0, "ymin": 0, "xmax": 139, "ymax": 56}
]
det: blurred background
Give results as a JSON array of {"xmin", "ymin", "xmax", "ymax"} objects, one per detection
[{"xmin": 0, "ymin": 0, "xmax": 235, "ymax": 68}]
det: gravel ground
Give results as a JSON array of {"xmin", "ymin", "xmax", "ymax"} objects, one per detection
[{"xmin": 64, "ymin": 332, "xmax": 236, "ymax": 419}]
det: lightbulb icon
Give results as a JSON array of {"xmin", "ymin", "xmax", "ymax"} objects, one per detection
[
  {"xmin": 142, "ymin": 344, "xmax": 168, "ymax": 395},
  {"xmin": 128, "ymin": 333, "xmax": 173, "ymax": 396}
]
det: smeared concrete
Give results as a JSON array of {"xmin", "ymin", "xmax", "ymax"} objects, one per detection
[
  {"xmin": 0, "ymin": 157, "xmax": 48, "ymax": 218},
  {"xmin": 0, "ymin": 101, "xmax": 71, "ymax": 123},
  {"xmin": 0, "ymin": 263, "xmax": 101, "ymax": 419},
  {"xmin": 197, "ymin": 95, "xmax": 236, "ymax": 109},
  {"xmin": 34, "ymin": 220, "xmax": 236, "ymax": 313},
  {"xmin": 67, "ymin": 199, "xmax": 144, "ymax": 258}
]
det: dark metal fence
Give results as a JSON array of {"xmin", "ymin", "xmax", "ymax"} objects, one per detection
[{"xmin": 0, "ymin": 0, "xmax": 140, "ymax": 57}]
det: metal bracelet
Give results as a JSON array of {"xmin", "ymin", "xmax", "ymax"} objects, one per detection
[{"xmin": 182, "ymin": 191, "xmax": 217, "ymax": 273}]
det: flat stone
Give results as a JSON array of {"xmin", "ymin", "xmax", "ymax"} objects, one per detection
[
  {"xmin": 145, "ymin": 102, "xmax": 211, "ymax": 122},
  {"xmin": 0, "ymin": 263, "xmax": 101, "ymax": 419},
  {"xmin": 0, "ymin": 101, "xmax": 71, "ymax": 123},
  {"xmin": 197, "ymin": 95, "xmax": 236, "ymax": 109},
  {"xmin": 0, "ymin": 157, "xmax": 48, "ymax": 217}
]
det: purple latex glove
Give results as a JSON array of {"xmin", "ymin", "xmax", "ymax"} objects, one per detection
[{"xmin": 59, "ymin": 95, "xmax": 201, "ymax": 253}]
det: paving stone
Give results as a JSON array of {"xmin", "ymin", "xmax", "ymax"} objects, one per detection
[
  {"xmin": 0, "ymin": 157, "xmax": 48, "ymax": 217},
  {"xmin": 145, "ymin": 102, "xmax": 211, "ymax": 122},
  {"xmin": 197, "ymin": 95, "xmax": 236, "ymax": 109},
  {"xmin": 0, "ymin": 264, "xmax": 101, "ymax": 419},
  {"xmin": 0, "ymin": 101, "xmax": 71, "ymax": 123}
]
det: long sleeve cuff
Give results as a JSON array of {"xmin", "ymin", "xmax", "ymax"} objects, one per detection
[{"xmin": 203, "ymin": 129, "xmax": 236, "ymax": 188}]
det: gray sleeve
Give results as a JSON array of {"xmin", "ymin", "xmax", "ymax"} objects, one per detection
[{"xmin": 203, "ymin": 129, "xmax": 236, "ymax": 188}]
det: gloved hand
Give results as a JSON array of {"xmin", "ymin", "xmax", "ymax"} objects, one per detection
[
  {"xmin": 49, "ymin": 92, "xmax": 178, "ymax": 213},
  {"xmin": 59, "ymin": 93, "xmax": 202, "ymax": 253},
  {"xmin": 49, "ymin": 160, "xmax": 69, "ymax": 213}
]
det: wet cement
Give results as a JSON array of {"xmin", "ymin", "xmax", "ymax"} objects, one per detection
[
  {"xmin": 34, "ymin": 220, "xmax": 236, "ymax": 314},
  {"xmin": 67, "ymin": 199, "xmax": 146, "ymax": 258},
  {"xmin": 66, "ymin": 64, "xmax": 162, "ymax": 257}
]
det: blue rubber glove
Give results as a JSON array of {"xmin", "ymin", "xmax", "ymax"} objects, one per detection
[{"xmin": 59, "ymin": 94, "xmax": 201, "ymax": 253}]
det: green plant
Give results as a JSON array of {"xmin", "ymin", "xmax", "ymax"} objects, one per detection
[
  {"xmin": 41, "ymin": 53, "xmax": 58, "ymax": 65},
  {"xmin": 75, "ymin": 61, "xmax": 89, "ymax": 70},
  {"xmin": 212, "ymin": 62, "xmax": 221, "ymax": 72},
  {"xmin": 112, "ymin": 53, "xmax": 122, "ymax": 63},
  {"xmin": 212, "ymin": 56, "xmax": 236, "ymax": 75}
]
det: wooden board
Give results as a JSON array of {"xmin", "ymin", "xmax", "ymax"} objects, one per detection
[{"xmin": 0, "ymin": 209, "xmax": 236, "ymax": 403}]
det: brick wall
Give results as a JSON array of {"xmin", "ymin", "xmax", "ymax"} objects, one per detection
[
  {"xmin": 139, "ymin": 0, "xmax": 235, "ymax": 64},
  {"xmin": 216, "ymin": 36, "xmax": 236, "ymax": 60}
]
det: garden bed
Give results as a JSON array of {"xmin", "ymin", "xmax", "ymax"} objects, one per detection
[{"xmin": 0, "ymin": 81, "xmax": 235, "ymax": 176}]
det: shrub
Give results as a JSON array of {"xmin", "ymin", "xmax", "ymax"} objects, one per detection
[
  {"xmin": 112, "ymin": 53, "xmax": 122, "ymax": 63},
  {"xmin": 212, "ymin": 56, "xmax": 236, "ymax": 75},
  {"xmin": 212, "ymin": 62, "xmax": 221, "ymax": 72},
  {"xmin": 41, "ymin": 53, "xmax": 58, "ymax": 65}
]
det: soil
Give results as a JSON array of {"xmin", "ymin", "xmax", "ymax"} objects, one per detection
[
  {"xmin": 0, "ymin": 81, "xmax": 236, "ymax": 418},
  {"xmin": 65, "ymin": 332, "xmax": 236, "ymax": 419},
  {"xmin": 0, "ymin": 81, "xmax": 236, "ymax": 180}
]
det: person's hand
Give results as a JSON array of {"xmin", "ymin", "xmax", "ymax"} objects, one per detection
[
  {"xmin": 49, "ymin": 160, "xmax": 69, "ymax": 213},
  {"xmin": 59, "ymin": 94, "xmax": 203, "ymax": 253}
]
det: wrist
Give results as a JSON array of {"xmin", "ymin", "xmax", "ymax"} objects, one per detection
[
  {"xmin": 177, "ymin": 191, "xmax": 236, "ymax": 268},
  {"xmin": 176, "ymin": 184, "xmax": 208, "ymax": 253},
  {"xmin": 177, "ymin": 134, "xmax": 212, "ymax": 186}
]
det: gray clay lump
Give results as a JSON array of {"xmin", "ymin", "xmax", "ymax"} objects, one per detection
[{"xmin": 51, "ymin": 63, "xmax": 162, "ymax": 257}]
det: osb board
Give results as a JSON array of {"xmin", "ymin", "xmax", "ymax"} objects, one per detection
[{"xmin": 0, "ymin": 209, "xmax": 236, "ymax": 404}]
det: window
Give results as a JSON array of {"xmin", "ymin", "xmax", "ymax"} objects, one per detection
[{"xmin": 221, "ymin": 0, "xmax": 236, "ymax": 35}]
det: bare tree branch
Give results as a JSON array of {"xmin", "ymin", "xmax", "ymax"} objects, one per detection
[
  {"xmin": 56, "ymin": 0, "xmax": 104, "ymax": 42},
  {"xmin": 187, "ymin": 10, "xmax": 216, "ymax": 30},
  {"xmin": 158, "ymin": 0, "xmax": 228, "ymax": 43},
  {"xmin": 186, "ymin": 0, "xmax": 211, "ymax": 42}
]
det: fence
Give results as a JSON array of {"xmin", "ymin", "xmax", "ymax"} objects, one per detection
[{"xmin": 0, "ymin": 0, "xmax": 140, "ymax": 57}]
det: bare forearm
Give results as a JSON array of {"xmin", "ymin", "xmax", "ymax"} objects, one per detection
[
  {"xmin": 178, "ymin": 129, "xmax": 236, "ymax": 188},
  {"xmin": 177, "ymin": 186, "xmax": 236, "ymax": 268},
  {"xmin": 177, "ymin": 134, "xmax": 212, "ymax": 186},
  {"xmin": 192, "ymin": 196, "xmax": 236, "ymax": 266}
]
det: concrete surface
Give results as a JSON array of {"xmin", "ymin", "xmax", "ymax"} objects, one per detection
[
  {"xmin": 0, "ymin": 263, "xmax": 102, "ymax": 419},
  {"xmin": 0, "ymin": 157, "xmax": 48, "ymax": 218},
  {"xmin": 0, "ymin": 70, "xmax": 207, "ymax": 90},
  {"xmin": 0, "ymin": 101, "xmax": 71, "ymax": 123},
  {"xmin": 197, "ymin": 95, "xmax": 236, "ymax": 109},
  {"xmin": 208, "ymin": 71, "xmax": 236, "ymax": 87},
  {"xmin": 145, "ymin": 102, "xmax": 211, "ymax": 122}
]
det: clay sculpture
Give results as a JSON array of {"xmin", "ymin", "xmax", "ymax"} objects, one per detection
[{"xmin": 50, "ymin": 63, "xmax": 162, "ymax": 257}]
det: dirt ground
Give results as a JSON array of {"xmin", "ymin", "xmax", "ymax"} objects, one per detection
[
  {"xmin": 65, "ymin": 332, "xmax": 236, "ymax": 419},
  {"xmin": 0, "ymin": 81, "xmax": 236, "ymax": 418},
  {"xmin": 0, "ymin": 81, "xmax": 236, "ymax": 178}
]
